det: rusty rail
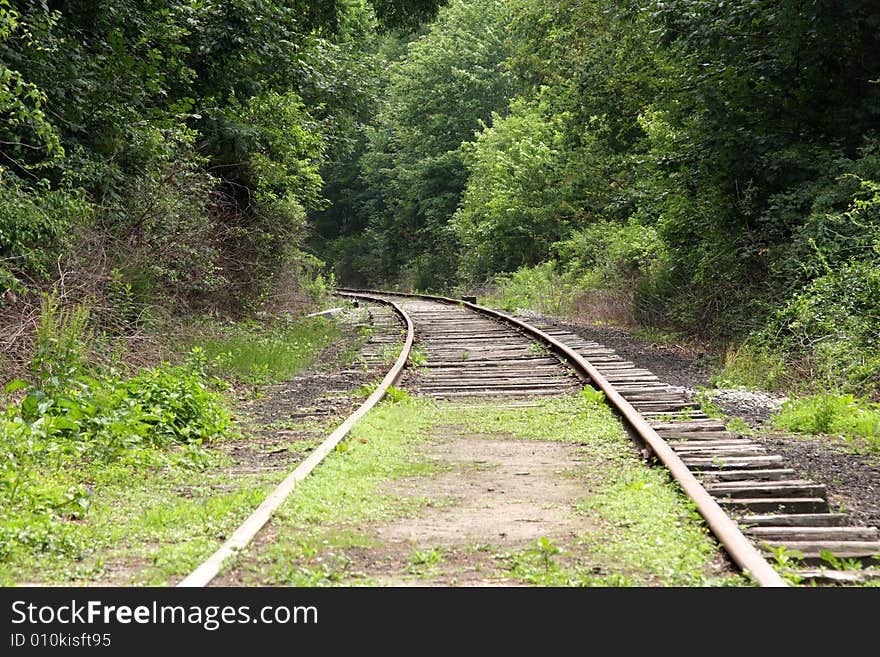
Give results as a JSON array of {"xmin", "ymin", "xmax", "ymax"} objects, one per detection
[
  {"xmin": 336, "ymin": 288, "xmax": 788, "ymax": 587},
  {"xmin": 178, "ymin": 293, "xmax": 413, "ymax": 587}
]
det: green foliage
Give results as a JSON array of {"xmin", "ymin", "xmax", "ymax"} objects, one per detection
[
  {"xmin": 819, "ymin": 550, "xmax": 864, "ymax": 572},
  {"xmin": 765, "ymin": 545, "xmax": 804, "ymax": 584},
  {"xmin": 555, "ymin": 219, "xmax": 665, "ymax": 291},
  {"xmin": 369, "ymin": 0, "xmax": 445, "ymax": 32},
  {"xmin": 383, "ymin": 385, "xmax": 411, "ymax": 404},
  {"xmin": 0, "ymin": 0, "xmax": 380, "ymax": 322},
  {"xmin": 693, "ymin": 389, "xmax": 725, "ymax": 420},
  {"xmin": 224, "ymin": 91, "xmax": 325, "ymax": 215},
  {"xmin": 482, "ymin": 262, "xmax": 580, "ymax": 316},
  {"xmin": 0, "ymin": 178, "xmax": 90, "ymax": 284},
  {"xmin": 715, "ymin": 342, "xmax": 791, "ymax": 393},
  {"xmin": 579, "ymin": 386, "xmax": 605, "ymax": 405},
  {"xmin": 0, "ymin": 361, "xmax": 234, "ymax": 560},
  {"xmin": 406, "ymin": 546, "xmax": 444, "ymax": 576},
  {"xmin": 495, "ymin": 538, "xmax": 570, "ymax": 586},
  {"xmin": 409, "ymin": 348, "xmax": 428, "ymax": 368},
  {"xmin": 454, "ymin": 96, "xmax": 573, "ymax": 281},
  {"xmin": 331, "ymin": 0, "xmax": 514, "ymax": 289},
  {"xmin": 0, "ymin": 1, "xmax": 63, "ymax": 172},
  {"xmin": 772, "ymin": 393, "xmax": 880, "ymax": 452},
  {"xmin": 767, "ymin": 261, "xmax": 880, "ymax": 390}
]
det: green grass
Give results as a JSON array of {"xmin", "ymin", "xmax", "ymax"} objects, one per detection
[
  {"xmin": 0, "ymin": 453, "xmax": 285, "ymax": 585},
  {"xmin": 0, "ymin": 361, "xmax": 235, "ymax": 570},
  {"xmin": 225, "ymin": 398, "xmax": 446, "ymax": 585},
  {"xmin": 480, "ymin": 262, "xmax": 580, "ymax": 316},
  {"xmin": 772, "ymin": 392, "xmax": 880, "ymax": 453},
  {"xmin": 0, "ymin": 310, "xmax": 354, "ymax": 585},
  {"xmin": 194, "ymin": 316, "xmax": 341, "ymax": 383},
  {"xmin": 713, "ymin": 342, "xmax": 792, "ymax": 392},
  {"xmin": 630, "ymin": 325, "xmax": 686, "ymax": 347},
  {"xmin": 454, "ymin": 394, "xmax": 744, "ymax": 586},
  {"xmin": 572, "ymin": 470, "xmax": 737, "ymax": 586},
  {"xmin": 406, "ymin": 547, "xmax": 444, "ymax": 576},
  {"xmin": 225, "ymin": 393, "xmax": 746, "ymax": 587},
  {"xmin": 454, "ymin": 389, "xmax": 622, "ymax": 446}
]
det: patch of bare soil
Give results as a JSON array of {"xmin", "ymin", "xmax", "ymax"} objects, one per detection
[
  {"xmin": 531, "ymin": 313, "xmax": 880, "ymax": 532},
  {"xmin": 341, "ymin": 434, "xmax": 600, "ymax": 586},
  {"xmin": 222, "ymin": 370, "xmax": 375, "ymax": 472}
]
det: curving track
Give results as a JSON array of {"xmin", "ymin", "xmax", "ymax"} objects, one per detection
[
  {"xmin": 180, "ymin": 290, "xmax": 880, "ymax": 587},
  {"xmin": 399, "ymin": 298, "xmax": 582, "ymax": 399},
  {"xmin": 343, "ymin": 290, "xmax": 880, "ymax": 586}
]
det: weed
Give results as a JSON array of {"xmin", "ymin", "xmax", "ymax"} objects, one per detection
[
  {"xmin": 409, "ymin": 348, "xmax": 428, "ymax": 368},
  {"xmin": 714, "ymin": 342, "xmax": 790, "ymax": 393},
  {"xmin": 32, "ymin": 290, "xmax": 93, "ymax": 385},
  {"xmin": 357, "ymin": 380, "xmax": 411, "ymax": 402},
  {"xmin": 380, "ymin": 341, "xmax": 405, "ymax": 362},
  {"xmin": 765, "ymin": 545, "xmax": 805, "ymax": 585},
  {"xmin": 580, "ymin": 385, "xmax": 606, "ymax": 405},
  {"xmin": 106, "ymin": 268, "xmax": 142, "ymax": 332},
  {"xmin": 0, "ymin": 361, "xmax": 234, "ymax": 564},
  {"xmin": 194, "ymin": 316, "xmax": 339, "ymax": 384},
  {"xmin": 531, "ymin": 537, "xmax": 561, "ymax": 570},
  {"xmin": 383, "ymin": 386, "xmax": 411, "ymax": 404},
  {"xmin": 526, "ymin": 342, "xmax": 547, "ymax": 355},
  {"xmin": 820, "ymin": 550, "xmax": 864, "ymax": 571},
  {"xmin": 480, "ymin": 262, "xmax": 580, "ymax": 317},
  {"xmin": 406, "ymin": 547, "xmax": 444, "ymax": 575},
  {"xmin": 693, "ymin": 387, "xmax": 725, "ymax": 419},
  {"xmin": 767, "ymin": 544, "xmax": 804, "ymax": 569},
  {"xmin": 726, "ymin": 417, "xmax": 754, "ymax": 435}
]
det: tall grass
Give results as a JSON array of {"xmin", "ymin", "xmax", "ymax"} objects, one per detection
[
  {"xmin": 196, "ymin": 316, "xmax": 339, "ymax": 382},
  {"xmin": 481, "ymin": 262, "xmax": 581, "ymax": 316},
  {"xmin": 773, "ymin": 393, "xmax": 880, "ymax": 452}
]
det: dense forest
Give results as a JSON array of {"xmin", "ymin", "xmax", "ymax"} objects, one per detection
[
  {"xmin": 2, "ymin": 0, "xmax": 879, "ymax": 396},
  {"xmin": 313, "ymin": 0, "xmax": 880, "ymax": 396},
  {"xmin": 2, "ymin": 0, "xmax": 880, "ymax": 577}
]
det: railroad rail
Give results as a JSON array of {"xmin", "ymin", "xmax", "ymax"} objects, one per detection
[
  {"xmin": 180, "ymin": 289, "xmax": 879, "ymax": 587},
  {"xmin": 178, "ymin": 294, "xmax": 412, "ymax": 587},
  {"xmin": 338, "ymin": 289, "xmax": 880, "ymax": 586}
]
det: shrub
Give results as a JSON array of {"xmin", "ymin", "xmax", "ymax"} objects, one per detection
[
  {"xmin": 482, "ymin": 262, "xmax": 580, "ymax": 316},
  {"xmin": 0, "ymin": 179, "xmax": 91, "ymax": 284},
  {"xmin": 554, "ymin": 218, "xmax": 665, "ymax": 289},
  {"xmin": 764, "ymin": 260, "xmax": 880, "ymax": 392}
]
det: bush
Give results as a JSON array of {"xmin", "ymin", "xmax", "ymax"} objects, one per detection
[
  {"xmin": 765, "ymin": 260, "xmax": 880, "ymax": 392},
  {"xmin": 554, "ymin": 218, "xmax": 664, "ymax": 289},
  {"xmin": 0, "ymin": 178, "xmax": 91, "ymax": 285},
  {"xmin": 714, "ymin": 341, "xmax": 792, "ymax": 392},
  {"xmin": 482, "ymin": 262, "xmax": 580, "ymax": 316}
]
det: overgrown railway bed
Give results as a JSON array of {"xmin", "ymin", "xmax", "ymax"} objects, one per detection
[{"xmin": 182, "ymin": 290, "xmax": 880, "ymax": 587}]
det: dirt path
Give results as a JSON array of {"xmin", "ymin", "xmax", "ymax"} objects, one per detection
[{"xmin": 344, "ymin": 431, "xmax": 597, "ymax": 586}]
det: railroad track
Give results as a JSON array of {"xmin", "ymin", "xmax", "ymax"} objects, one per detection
[{"xmin": 180, "ymin": 290, "xmax": 880, "ymax": 587}]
